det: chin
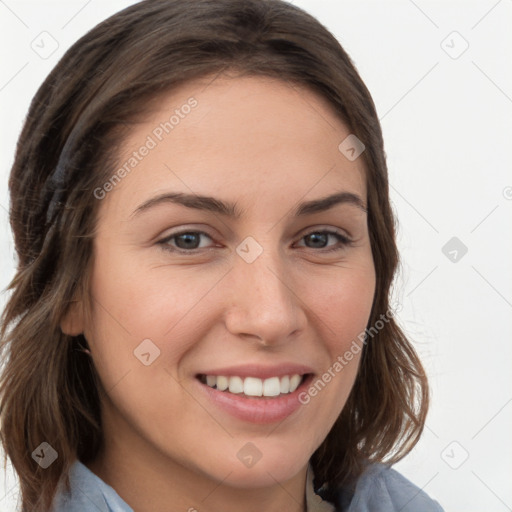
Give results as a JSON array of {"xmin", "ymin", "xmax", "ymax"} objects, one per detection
[
  {"xmin": 195, "ymin": 439, "xmax": 313, "ymax": 489},
  {"xmin": 219, "ymin": 459, "xmax": 307, "ymax": 489}
]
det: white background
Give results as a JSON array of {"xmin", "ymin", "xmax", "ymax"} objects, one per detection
[{"xmin": 1, "ymin": 1, "xmax": 511, "ymax": 511}]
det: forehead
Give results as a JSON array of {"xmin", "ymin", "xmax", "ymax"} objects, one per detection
[{"xmin": 101, "ymin": 74, "xmax": 367, "ymax": 217}]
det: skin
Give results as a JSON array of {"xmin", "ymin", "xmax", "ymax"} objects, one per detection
[{"xmin": 62, "ymin": 74, "xmax": 376, "ymax": 512}]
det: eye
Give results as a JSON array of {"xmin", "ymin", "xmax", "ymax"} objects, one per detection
[
  {"xmin": 156, "ymin": 228, "xmax": 352, "ymax": 255},
  {"xmin": 158, "ymin": 231, "xmax": 215, "ymax": 252},
  {"xmin": 295, "ymin": 230, "xmax": 352, "ymax": 252}
]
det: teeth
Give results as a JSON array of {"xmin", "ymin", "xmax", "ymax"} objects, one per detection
[
  {"xmin": 228, "ymin": 376, "xmax": 244, "ymax": 394},
  {"xmin": 244, "ymin": 377, "xmax": 263, "ymax": 397},
  {"xmin": 216, "ymin": 375, "xmax": 229, "ymax": 391},
  {"xmin": 203, "ymin": 373, "xmax": 304, "ymax": 397},
  {"xmin": 280, "ymin": 375, "xmax": 290, "ymax": 394},
  {"xmin": 289, "ymin": 374, "xmax": 301, "ymax": 393},
  {"xmin": 263, "ymin": 377, "xmax": 281, "ymax": 397}
]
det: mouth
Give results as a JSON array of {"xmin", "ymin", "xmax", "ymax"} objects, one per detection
[
  {"xmin": 198, "ymin": 373, "xmax": 306, "ymax": 398},
  {"xmin": 194, "ymin": 370, "xmax": 313, "ymax": 424}
]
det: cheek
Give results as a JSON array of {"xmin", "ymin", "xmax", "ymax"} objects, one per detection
[
  {"xmin": 83, "ymin": 246, "xmax": 228, "ymax": 392},
  {"xmin": 83, "ymin": 257, "xmax": 200, "ymax": 433},
  {"xmin": 305, "ymin": 263, "xmax": 375, "ymax": 351},
  {"xmin": 86, "ymin": 241, "xmax": 194, "ymax": 341},
  {"xmin": 295, "ymin": 262, "xmax": 375, "ymax": 414}
]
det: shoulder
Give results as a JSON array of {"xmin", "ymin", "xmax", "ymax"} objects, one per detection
[
  {"xmin": 51, "ymin": 460, "xmax": 133, "ymax": 512},
  {"xmin": 332, "ymin": 463, "xmax": 444, "ymax": 512}
]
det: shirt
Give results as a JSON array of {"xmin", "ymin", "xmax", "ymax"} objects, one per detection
[{"xmin": 51, "ymin": 460, "xmax": 444, "ymax": 511}]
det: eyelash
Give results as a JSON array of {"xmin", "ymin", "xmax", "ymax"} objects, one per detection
[{"xmin": 157, "ymin": 229, "xmax": 353, "ymax": 255}]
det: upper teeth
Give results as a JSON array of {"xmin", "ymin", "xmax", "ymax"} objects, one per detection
[{"xmin": 204, "ymin": 374, "xmax": 303, "ymax": 397}]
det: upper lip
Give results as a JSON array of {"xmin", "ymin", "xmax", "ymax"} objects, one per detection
[{"xmin": 196, "ymin": 363, "xmax": 314, "ymax": 380}]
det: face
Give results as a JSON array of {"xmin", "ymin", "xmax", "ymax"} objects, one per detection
[{"xmin": 66, "ymin": 75, "xmax": 375, "ymax": 491}]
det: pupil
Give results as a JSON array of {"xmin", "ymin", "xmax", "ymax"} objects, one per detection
[
  {"xmin": 176, "ymin": 233, "xmax": 200, "ymax": 249},
  {"xmin": 306, "ymin": 233, "xmax": 327, "ymax": 248}
]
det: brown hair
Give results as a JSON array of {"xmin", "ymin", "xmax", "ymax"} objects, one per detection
[{"xmin": 0, "ymin": 0, "xmax": 428, "ymax": 510}]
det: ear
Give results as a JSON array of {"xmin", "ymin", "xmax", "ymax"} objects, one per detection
[{"xmin": 60, "ymin": 299, "xmax": 85, "ymax": 336}]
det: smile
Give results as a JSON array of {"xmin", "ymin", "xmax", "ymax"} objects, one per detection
[
  {"xmin": 199, "ymin": 374, "xmax": 304, "ymax": 397},
  {"xmin": 195, "ymin": 368, "xmax": 314, "ymax": 424}
]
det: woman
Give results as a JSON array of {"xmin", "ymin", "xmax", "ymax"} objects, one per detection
[{"xmin": 0, "ymin": 0, "xmax": 444, "ymax": 510}]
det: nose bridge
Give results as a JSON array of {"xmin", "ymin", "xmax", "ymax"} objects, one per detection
[{"xmin": 225, "ymin": 237, "xmax": 304, "ymax": 343}]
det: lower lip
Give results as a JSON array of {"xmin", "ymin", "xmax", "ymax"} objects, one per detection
[{"xmin": 196, "ymin": 375, "xmax": 313, "ymax": 424}]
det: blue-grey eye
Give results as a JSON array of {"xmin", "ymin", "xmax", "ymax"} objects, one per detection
[
  {"xmin": 160, "ymin": 231, "xmax": 214, "ymax": 251},
  {"xmin": 298, "ymin": 231, "xmax": 350, "ymax": 250}
]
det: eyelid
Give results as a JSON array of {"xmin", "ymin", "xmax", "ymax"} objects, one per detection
[
  {"xmin": 156, "ymin": 225, "xmax": 354, "ymax": 254},
  {"xmin": 294, "ymin": 227, "xmax": 353, "ymax": 250},
  {"xmin": 296, "ymin": 224, "xmax": 352, "ymax": 241},
  {"xmin": 157, "ymin": 228, "xmax": 217, "ymax": 253}
]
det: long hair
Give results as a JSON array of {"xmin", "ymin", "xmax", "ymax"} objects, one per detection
[{"xmin": 0, "ymin": 1, "xmax": 428, "ymax": 510}]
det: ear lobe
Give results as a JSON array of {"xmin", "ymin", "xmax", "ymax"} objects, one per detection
[{"xmin": 60, "ymin": 300, "xmax": 85, "ymax": 336}]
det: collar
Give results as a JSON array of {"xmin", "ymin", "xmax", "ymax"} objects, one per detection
[{"xmin": 305, "ymin": 464, "xmax": 336, "ymax": 512}]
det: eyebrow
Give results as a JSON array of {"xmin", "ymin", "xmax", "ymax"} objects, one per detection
[{"xmin": 130, "ymin": 190, "xmax": 367, "ymax": 219}]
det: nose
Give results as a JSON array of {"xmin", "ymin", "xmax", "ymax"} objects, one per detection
[{"xmin": 223, "ymin": 242, "xmax": 306, "ymax": 346}]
